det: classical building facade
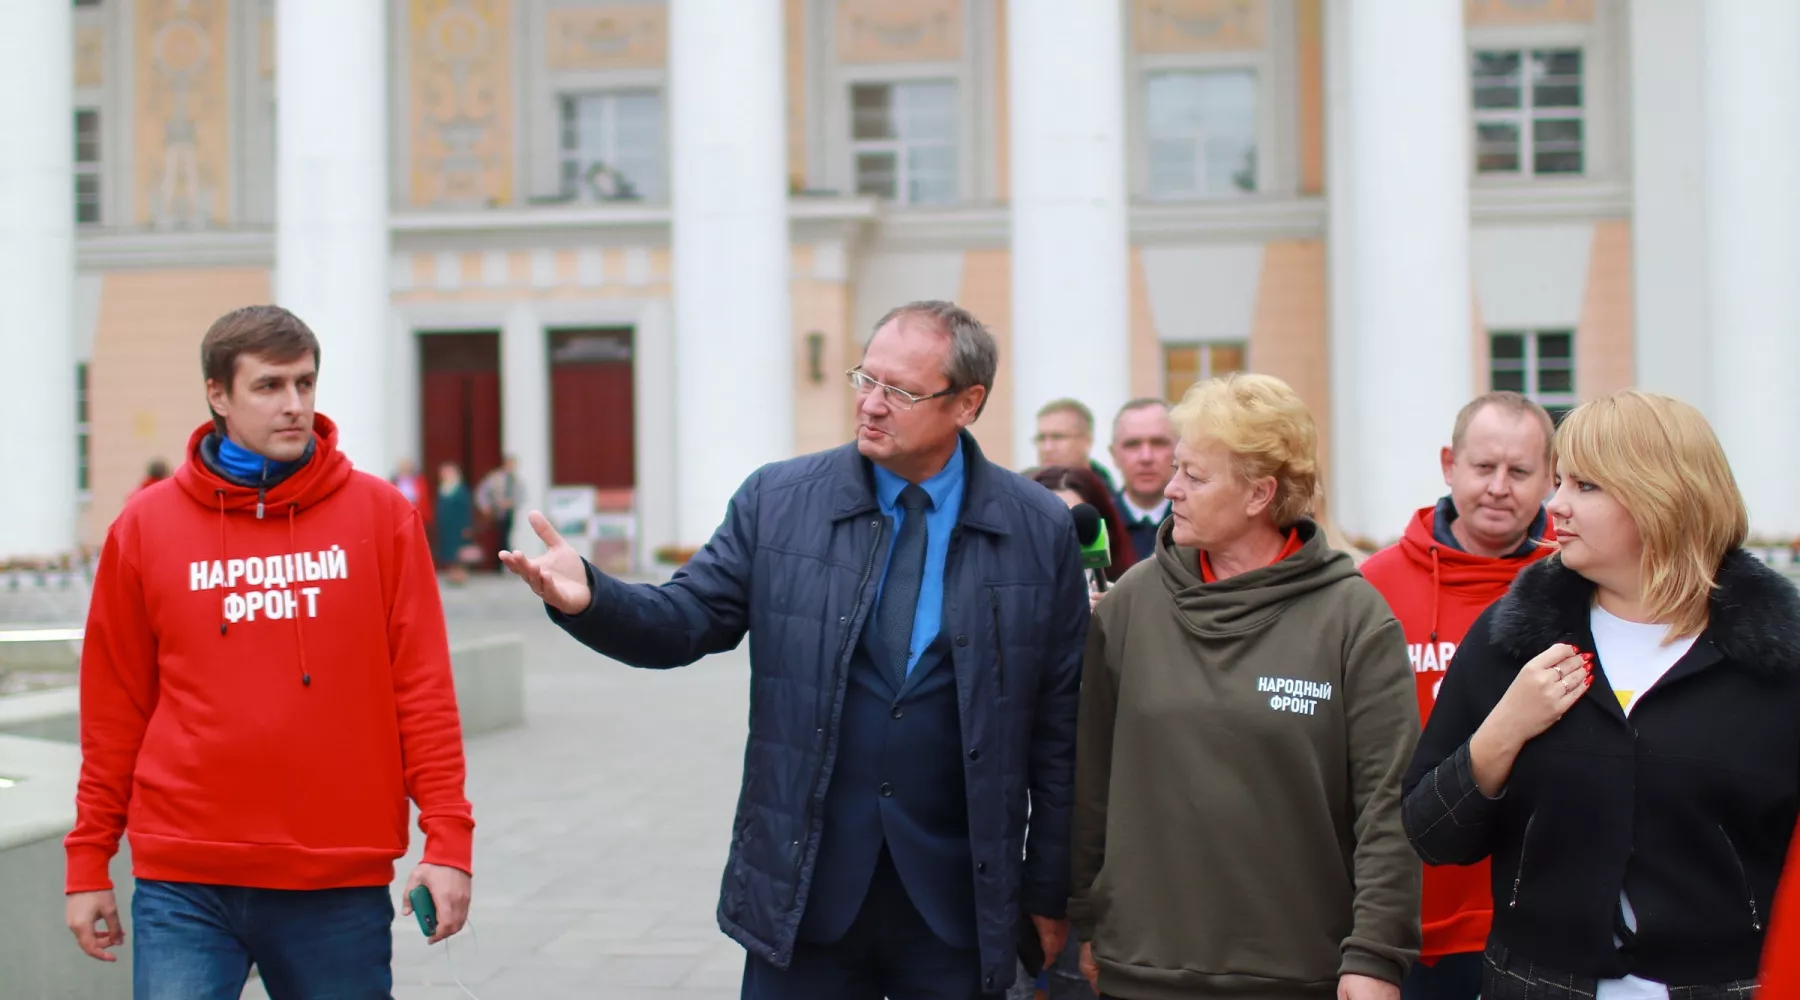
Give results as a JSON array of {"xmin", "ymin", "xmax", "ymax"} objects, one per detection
[{"xmin": 2, "ymin": 0, "xmax": 1795, "ymax": 565}]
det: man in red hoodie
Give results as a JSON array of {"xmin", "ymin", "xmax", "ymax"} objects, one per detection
[
  {"xmin": 1360, "ymin": 390, "xmax": 1556, "ymax": 1000},
  {"xmin": 63, "ymin": 305, "xmax": 475, "ymax": 997}
]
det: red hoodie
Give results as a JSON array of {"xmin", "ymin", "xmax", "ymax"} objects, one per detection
[
  {"xmin": 1359, "ymin": 505, "xmax": 1554, "ymax": 962},
  {"xmin": 1763, "ymin": 827, "xmax": 1800, "ymax": 997},
  {"xmin": 65, "ymin": 415, "xmax": 473, "ymax": 893}
]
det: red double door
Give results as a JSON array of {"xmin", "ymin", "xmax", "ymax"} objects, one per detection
[{"xmin": 418, "ymin": 328, "xmax": 635, "ymax": 562}]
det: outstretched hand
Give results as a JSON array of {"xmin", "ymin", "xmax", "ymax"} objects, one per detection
[{"xmin": 498, "ymin": 510, "xmax": 593, "ymax": 616}]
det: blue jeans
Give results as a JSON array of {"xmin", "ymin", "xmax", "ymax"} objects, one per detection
[{"xmin": 131, "ymin": 879, "xmax": 394, "ymax": 1000}]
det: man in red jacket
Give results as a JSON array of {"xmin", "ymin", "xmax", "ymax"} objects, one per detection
[
  {"xmin": 63, "ymin": 305, "xmax": 474, "ymax": 997},
  {"xmin": 1763, "ymin": 826, "xmax": 1800, "ymax": 997},
  {"xmin": 1360, "ymin": 390, "xmax": 1556, "ymax": 1000}
]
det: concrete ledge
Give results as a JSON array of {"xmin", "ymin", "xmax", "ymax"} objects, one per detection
[
  {"xmin": 0, "ymin": 734, "xmax": 136, "ymax": 998},
  {"xmin": 452, "ymin": 634, "xmax": 526, "ymax": 738},
  {"xmin": 0, "ymin": 687, "xmax": 80, "ymax": 743}
]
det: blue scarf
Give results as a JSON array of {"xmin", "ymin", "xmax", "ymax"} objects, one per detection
[{"xmin": 216, "ymin": 435, "xmax": 298, "ymax": 483}]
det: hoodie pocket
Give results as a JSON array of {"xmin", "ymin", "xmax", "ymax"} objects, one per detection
[
  {"xmin": 1508, "ymin": 812, "xmax": 1537, "ymax": 909},
  {"xmin": 1719, "ymin": 824, "xmax": 1763, "ymax": 931}
]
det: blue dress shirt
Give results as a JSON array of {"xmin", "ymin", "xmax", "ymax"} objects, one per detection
[{"xmin": 870, "ymin": 438, "xmax": 965, "ymax": 675}]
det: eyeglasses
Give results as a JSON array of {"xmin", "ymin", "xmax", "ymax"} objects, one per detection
[{"xmin": 847, "ymin": 368, "xmax": 960, "ymax": 411}]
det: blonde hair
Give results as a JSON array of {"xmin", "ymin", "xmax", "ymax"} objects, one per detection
[
  {"xmin": 1169, "ymin": 373, "xmax": 1320, "ymax": 527},
  {"xmin": 1553, "ymin": 390, "xmax": 1748, "ymax": 639}
]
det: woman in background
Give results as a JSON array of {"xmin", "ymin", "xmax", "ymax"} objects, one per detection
[
  {"xmin": 433, "ymin": 461, "xmax": 473, "ymax": 585},
  {"xmin": 1032, "ymin": 465, "xmax": 1138, "ymax": 583}
]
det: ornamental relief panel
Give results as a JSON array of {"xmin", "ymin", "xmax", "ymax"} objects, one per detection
[
  {"xmin": 835, "ymin": 0, "xmax": 962, "ymax": 65},
  {"xmin": 133, "ymin": 0, "xmax": 232, "ymax": 227},
  {"xmin": 1465, "ymin": 0, "xmax": 1595, "ymax": 27},
  {"xmin": 1133, "ymin": 0, "xmax": 1266, "ymax": 54},
  {"xmin": 409, "ymin": 0, "xmax": 516, "ymax": 208},
  {"xmin": 546, "ymin": 3, "xmax": 667, "ymax": 71}
]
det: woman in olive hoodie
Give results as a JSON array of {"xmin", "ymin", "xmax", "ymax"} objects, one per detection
[{"xmin": 1069, "ymin": 373, "xmax": 1422, "ymax": 1000}]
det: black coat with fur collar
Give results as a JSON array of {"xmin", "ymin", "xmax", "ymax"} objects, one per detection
[{"xmin": 1401, "ymin": 550, "xmax": 1800, "ymax": 986}]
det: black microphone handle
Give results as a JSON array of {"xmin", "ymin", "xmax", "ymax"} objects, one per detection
[{"xmin": 1091, "ymin": 568, "xmax": 1109, "ymax": 593}]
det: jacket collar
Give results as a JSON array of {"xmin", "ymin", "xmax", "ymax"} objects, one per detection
[
  {"xmin": 831, "ymin": 429, "xmax": 1011, "ymax": 535},
  {"xmin": 1490, "ymin": 549, "xmax": 1800, "ymax": 679}
]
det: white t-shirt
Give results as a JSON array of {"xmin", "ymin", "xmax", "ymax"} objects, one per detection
[{"xmin": 1590, "ymin": 604, "xmax": 1698, "ymax": 1000}]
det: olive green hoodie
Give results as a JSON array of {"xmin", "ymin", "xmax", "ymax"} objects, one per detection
[{"xmin": 1068, "ymin": 518, "xmax": 1421, "ymax": 1000}]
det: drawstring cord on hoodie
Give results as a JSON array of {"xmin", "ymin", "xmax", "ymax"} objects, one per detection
[
  {"xmin": 289, "ymin": 503, "xmax": 311, "ymax": 688},
  {"xmin": 1427, "ymin": 545, "xmax": 1442, "ymax": 646},
  {"xmin": 214, "ymin": 488, "xmax": 313, "ymax": 688}
]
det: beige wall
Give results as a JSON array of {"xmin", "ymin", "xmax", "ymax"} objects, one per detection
[
  {"xmin": 1576, "ymin": 220, "xmax": 1635, "ymax": 400},
  {"xmin": 87, "ymin": 269, "xmax": 273, "ymax": 543},
  {"xmin": 956, "ymin": 251, "xmax": 1013, "ymax": 464},
  {"xmin": 407, "ymin": 0, "xmax": 517, "ymax": 208},
  {"xmin": 1247, "ymin": 240, "xmax": 1331, "ymax": 498},
  {"xmin": 134, "ymin": 0, "xmax": 233, "ymax": 227}
]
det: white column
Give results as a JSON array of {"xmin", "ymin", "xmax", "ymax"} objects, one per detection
[
  {"xmin": 500, "ymin": 303, "xmax": 548, "ymax": 553},
  {"xmin": 276, "ymin": 0, "xmax": 390, "ymax": 475},
  {"xmin": 1629, "ymin": 0, "xmax": 1711, "ymax": 409},
  {"xmin": 1006, "ymin": 0, "xmax": 1130, "ymax": 471},
  {"xmin": 1324, "ymin": 0, "xmax": 1360, "ymax": 537},
  {"xmin": 1334, "ymin": 0, "xmax": 1470, "ymax": 543},
  {"xmin": 0, "ymin": 3, "xmax": 77, "ymax": 559},
  {"xmin": 1705, "ymin": 1, "xmax": 1800, "ymax": 539},
  {"xmin": 633, "ymin": 298, "xmax": 678, "ymax": 572},
  {"xmin": 669, "ymin": 0, "xmax": 792, "ymax": 546}
]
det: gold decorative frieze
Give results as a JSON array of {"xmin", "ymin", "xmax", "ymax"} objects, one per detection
[
  {"xmin": 1133, "ymin": 0, "xmax": 1265, "ymax": 54},
  {"xmin": 546, "ymin": 4, "xmax": 666, "ymax": 71},
  {"xmin": 1466, "ymin": 0, "xmax": 1595, "ymax": 27},
  {"xmin": 408, "ymin": 0, "xmax": 515, "ymax": 208},
  {"xmin": 835, "ymin": 0, "xmax": 962, "ymax": 65},
  {"xmin": 75, "ymin": 26, "xmax": 105, "ymax": 89},
  {"xmin": 134, "ymin": 0, "xmax": 231, "ymax": 227}
]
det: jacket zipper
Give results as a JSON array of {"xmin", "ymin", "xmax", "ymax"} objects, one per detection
[
  {"xmin": 791, "ymin": 519, "xmax": 885, "ymax": 881},
  {"xmin": 1719, "ymin": 824, "xmax": 1763, "ymax": 931},
  {"xmin": 1509, "ymin": 813, "xmax": 1537, "ymax": 908},
  {"xmin": 988, "ymin": 588, "xmax": 1005, "ymax": 692}
]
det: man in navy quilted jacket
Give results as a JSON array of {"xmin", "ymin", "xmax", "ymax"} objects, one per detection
[{"xmin": 503, "ymin": 300, "xmax": 1088, "ymax": 999}]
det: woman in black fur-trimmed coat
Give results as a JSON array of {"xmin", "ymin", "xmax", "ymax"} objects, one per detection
[{"xmin": 1402, "ymin": 390, "xmax": 1800, "ymax": 1000}]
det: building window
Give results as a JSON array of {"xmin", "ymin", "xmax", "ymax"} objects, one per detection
[
  {"xmin": 75, "ymin": 108, "xmax": 102, "ymax": 224},
  {"xmin": 850, "ymin": 80, "xmax": 958, "ymax": 206},
  {"xmin": 1144, "ymin": 70, "xmax": 1258, "ymax": 198},
  {"xmin": 76, "ymin": 362, "xmax": 91, "ymax": 495},
  {"xmin": 1490, "ymin": 330, "xmax": 1575, "ymax": 419},
  {"xmin": 559, "ymin": 90, "xmax": 664, "ymax": 202},
  {"xmin": 1472, "ymin": 48, "xmax": 1583, "ymax": 177},
  {"xmin": 1162, "ymin": 342, "xmax": 1246, "ymax": 402}
]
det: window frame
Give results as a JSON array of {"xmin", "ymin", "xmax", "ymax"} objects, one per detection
[
  {"xmin": 1488, "ymin": 328, "xmax": 1576, "ymax": 416},
  {"xmin": 818, "ymin": 0, "xmax": 980, "ymax": 206},
  {"xmin": 74, "ymin": 107, "xmax": 104, "ymax": 226},
  {"xmin": 76, "ymin": 362, "xmax": 91, "ymax": 499},
  {"xmin": 1161, "ymin": 341, "xmax": 1249, "ymax": 402},
  {"xmin": 555, "ymin": 87, "xmax": 669, "ymax": 204},
  {"xmin": 1124, "ymin": 0, "xmax": 1290, "ymax": 201},
  {"xmin": 1466, "ymin": 20, "xmax": 1616, "ymax": 184},
  {"xmin": 522, "ymin": 19, "xmax": 669, "ymax": 206},
  {"xmin": 844, "ymin": 78, "xmax": 963, "ymax": 206}
]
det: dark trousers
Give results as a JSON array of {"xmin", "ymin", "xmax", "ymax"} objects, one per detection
[
  {"xmin": 132, "ymin": 879, "xmax": 394, "ymax": 1000},
  {"xmin": 1402, "ymin": 952, "xmax": 1483, "ymax": 1000},
  {"xmin": 743, "ymin": 846, "xmax": 991, "ymax": 1000}
]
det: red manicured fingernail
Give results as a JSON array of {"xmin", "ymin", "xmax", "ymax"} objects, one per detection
[{"xmin": 1584, "ymin": 675, "xmax": 1594, "ymax": 686}]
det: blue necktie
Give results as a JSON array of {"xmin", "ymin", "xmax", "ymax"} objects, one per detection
[{"xmin": 877, "ymin": 484, "xmax": 931, "ymax": 685}]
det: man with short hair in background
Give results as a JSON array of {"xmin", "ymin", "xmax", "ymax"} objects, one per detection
[
  {"xmin": 64, "ymin": 304, "xmax": 474, "ymax": 998},
  {"xmin": 1359, "ymin": 390, "xmax": 1557, "ymax": 1000},
  {"xmin": 1033, "ymin": 398, "xmax": 1115, "ymax": 491},
  {"xmin": 1106, "ymin": 398, "xmax": 1175, "ymax": 562}
]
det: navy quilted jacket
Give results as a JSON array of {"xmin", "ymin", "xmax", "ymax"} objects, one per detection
[{"xmin": 548, "ymin": 430, "xmax": 1088, "ymax": 991}]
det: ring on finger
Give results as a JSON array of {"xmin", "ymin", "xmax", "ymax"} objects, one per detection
[{"xmin": 1561, "ymin": 674, "xmax": 1574, "ymax": 693}]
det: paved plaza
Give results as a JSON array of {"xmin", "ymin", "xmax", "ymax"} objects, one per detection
[{"xmin": 237, "ymin": 573, "xmax": 754, "ymax": 1000}]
